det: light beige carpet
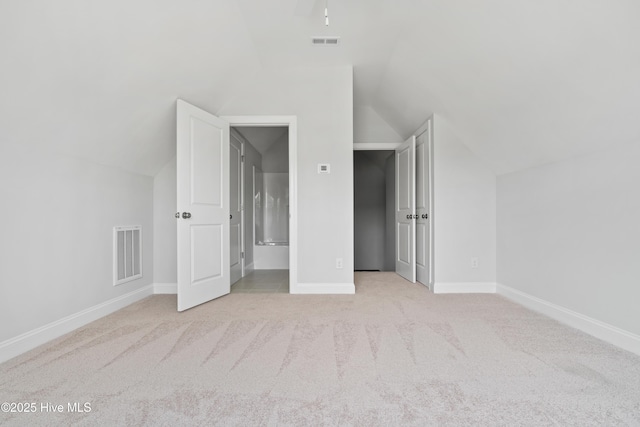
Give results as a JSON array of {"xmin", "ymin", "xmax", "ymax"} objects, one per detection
[{"xmin": 1, "ymin": 272, "xmax": 639, "ymax": 426}]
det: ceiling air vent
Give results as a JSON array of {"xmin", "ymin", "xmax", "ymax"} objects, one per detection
[{"xmin": 311, "ymin": 36, "xmax": 340, "ymax": 46}]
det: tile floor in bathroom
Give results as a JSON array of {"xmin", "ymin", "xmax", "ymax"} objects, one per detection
[{"xmin": 231, "ymin": 269, "xmax": 289, "ymax": 293}]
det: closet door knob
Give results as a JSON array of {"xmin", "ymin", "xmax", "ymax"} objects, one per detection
[
  {"xmin": 175, "ymin": 212, "xmax": 180, "ymax": 218},
  {"xmin": 182, "ymin": 212, "xmax": 192, "ymax": 219}
]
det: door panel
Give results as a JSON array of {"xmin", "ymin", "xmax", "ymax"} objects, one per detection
[
  {"xmin": 177, "ymin": 99, "xmax": 230, "ymax": 311},
  {"xmin": 416, "ymin": 223, "xmax": 427, "ymax": 272},
  {"xmin": 397, "ymin": 222, "xmax": 412, "ymax": 264},
  {"xmin": 415, "ymin": 121, "xmax": 432, "ymax": 286},
  {"xmin": 190, "ymin": 118, "xmax": 223, "ymax": 206},
  {"xmin": 191, "ymin": 225, "xmax": 223, "ymax": 283},
  {"xmin": 395, "ymin": 136, "xmax": 416, "ymax": 283},
  {"xmin": 230, "ymin": 133, "xmax": 243, "ymax": 284},
  {"xmin": 397, "ymin": 150, "xmax": 411, "ymax": 211}
]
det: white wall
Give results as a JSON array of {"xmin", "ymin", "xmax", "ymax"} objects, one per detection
[
  {"xmin": 354, "ymin": 105, "xmax": 404, "ymax": 144},
  {"xmin": 497, "ymin": 141, "xmax": 640, "ymax": 336},
  {"xmin": 432, "ymin": 115, "xmax": 497, "ymax": 286},
  {"xmin": 262, "ymin": 134, "xmax": 288, "ymax": 173},
  {"xmin": 154, "ymin": 66, "xmax": 354, "ymax": 289},
  {"xmin": 219, "ymin": 67, "xmax": 353, "ymax": 287},
  {"xmin": 0, "ymin": 143, "xmax": 153, "ymax": 343},
  {"xmin": 153, "ymin": 158, "xmax": 177, "ymax": 285}
]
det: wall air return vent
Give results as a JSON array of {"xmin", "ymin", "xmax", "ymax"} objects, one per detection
[
  {"xmin": 113, "ymin": 226, "xmax": 142, "ymax": 286},
  {"xmin": 311, "ymin": 36, "xmax": 340, "ymax": 46}
]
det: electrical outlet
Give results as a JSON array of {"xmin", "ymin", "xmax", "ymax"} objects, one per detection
[
  {"xmin": 471, "ymin": 257, "xmax": 479, "ymax": 268},
  {"xmin": 336, "ymin": 258, "xmax": 343, "ymax": 269}
]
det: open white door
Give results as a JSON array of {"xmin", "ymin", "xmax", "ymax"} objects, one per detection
[
  {"xmin": 395, "ymin": 136, "xmax": 416, "ymax": 283},
  {"xmin": 176, "ymin": 99, "xmax": 230, "ymax": 311},
  {"xmin": 415, "ymin": 119, "xmax": 432, "ymax": 286},
  {"xmin": 229, "ymin": 132, "xmax": 243, "ymax": 285}
]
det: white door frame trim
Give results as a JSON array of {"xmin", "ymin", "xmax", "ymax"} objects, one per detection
[
  {"xmin": 353, "ymin": 142, "xmax": 401, "ymax": 151},
  {"xmin": 229, "ymin": 129, "xmax": 244, "ymax": 283},
  {"xmin": 221, "ymin": 116, "xmax": 298, "ymax": 294},
  {"xmin": 230, "ymin": 128, "xmax": 248, "ymax": 278}
]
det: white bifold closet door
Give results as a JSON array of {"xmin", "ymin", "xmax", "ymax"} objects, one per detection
[
  {"xmin": 415, "ymin": 123, "xmax": 432, "ymax": 287},
  {"xmin": 395, "ymin": 117, "xmax": 433, "ymax": 287},
  {"xmin": 395, "ymin": 136, "xmax": 416, "ymax": 283},
  {"xmin": 176, "ymin": 100, "xmax": 231, "ymax": 311}
]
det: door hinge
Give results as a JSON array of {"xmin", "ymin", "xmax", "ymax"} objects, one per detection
[
  {"xmin": 241, "ymin": 155, "xmax": 245, "ymax": 162},
  {"xmin": 241, "ymin": 252, "xmax": 245, "ymax": 259}
]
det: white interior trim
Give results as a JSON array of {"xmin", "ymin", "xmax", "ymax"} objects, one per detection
[
  {"xmin": 497, "ymin": 283, "xmax": 640, "ymax": 356},
  {"xmin": 433, "ymin": 282, "xmax": 497, "ymax": 294},
  {"xmin": 230, "ymin": 128, "xmax": 247, "ymax": 280},
  {"xmin": 294, "ymin": 283, "xmax": 356, "ymax": 295},
  {"xmin": 353, "ymin": 142, "xmax": 401, "ymax": 150},
  {"xmin": 413, "ymin": 115, "xmax": 434, "ymax": 138},
  {"xmin": 221, "ymin": 116, "xmax": 298, "ymax": 294},
  {"xmin": 0, "ymin": 285, "xmax": 154, "ymax": 364}
]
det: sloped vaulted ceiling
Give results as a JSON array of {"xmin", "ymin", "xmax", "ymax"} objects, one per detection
[
  {"xmin": 373, "ymin": 1, "xmax": 640, "ymax": 174},
  {"xmin": 0, "ymin": 0, "xmax": 260, "ymax": 176},
  {"xmin": 2, "ymin": 0, "xmax": 639, "ymax": 176}
]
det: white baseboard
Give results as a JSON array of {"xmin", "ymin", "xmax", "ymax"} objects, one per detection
[
  {"xmin": 433, "ymin": 282, "xmax": 497, "ymax": 294},
  {"xmin": 293, "ymin": 283, "xmax": 355, "ymax": 295},
  {"xmin": 497, "ymin": 283, "xmax": 640, "ymax": 357},
  {"xmin": 154, "ymin": 283, "xmax": 177, "ymax": 294},
  {"xmin": 0, "ymin": 285, "xmax": 154, "ymax": 364}
]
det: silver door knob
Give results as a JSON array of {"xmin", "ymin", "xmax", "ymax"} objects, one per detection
[{"xmin": 182, "ymin": 212, "xmax": 192, "ymax": 219}]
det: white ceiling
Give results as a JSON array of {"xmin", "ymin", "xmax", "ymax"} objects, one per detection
[{"xmin": 2, "ymin": 1, "xmax": 639, "ymax": 176}]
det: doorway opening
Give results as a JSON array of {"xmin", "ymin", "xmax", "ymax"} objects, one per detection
[
  {"xmin": 354, "ymin": 150, "xmax": 396, "ymax": 272},
  {"xmin": 229, "ymin": 125, "xmax": 291, "ymax": 293},
  {"xmin": 352, "ymin": 116, "xmax": 434, "ymax": 289},
  {"xmin": 176, "ymin": 103, "xmax": 298, "ymax": 310}
]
